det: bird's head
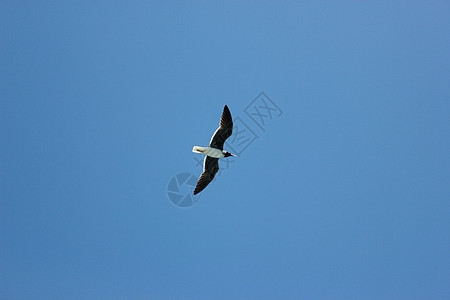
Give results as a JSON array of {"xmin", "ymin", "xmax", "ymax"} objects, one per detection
[{"xmin": 223, "ymin": 151, "xmax": 237, "ymax": 157}]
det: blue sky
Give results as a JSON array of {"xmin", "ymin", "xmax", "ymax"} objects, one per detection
[{"xmin": 1, "ymin": 1, "xmax": 449, "ymax": 299}]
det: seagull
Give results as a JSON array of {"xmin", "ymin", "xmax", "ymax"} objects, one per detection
[{"xmin": 192, "ymin": 105, "xmax": 237, "ymax": 195}]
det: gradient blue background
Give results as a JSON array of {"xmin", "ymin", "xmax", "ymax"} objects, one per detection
[{"xmin": 1, "ymin": 1, "xmax": 449, "ymax": 299}]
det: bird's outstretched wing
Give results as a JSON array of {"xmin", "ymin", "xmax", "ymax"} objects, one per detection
[
  {"xmin": 209, "ymin": 105, "xmax": 233, "ymax": 150},
  {"xmin": 194, "ymin": 156, "xmax": 219, "ymax": 195}
]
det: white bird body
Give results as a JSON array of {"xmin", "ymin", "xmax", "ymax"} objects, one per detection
[
  {"xmin": 192, "ymin": 105, "xmax": 236, "ymax": 195},
  {"xmin": 192, "ymin": 146, "xmax": 225, "ymax": 158}
]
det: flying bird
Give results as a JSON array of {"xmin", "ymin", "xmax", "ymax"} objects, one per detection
[{"xmin": 192, "ymin": 105, "xmax": 237, "ymax": 195}]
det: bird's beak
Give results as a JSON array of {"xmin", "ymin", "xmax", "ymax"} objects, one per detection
[{"xmin": 231, "ymin": 154, "xmax": 237, "ymax": 157}]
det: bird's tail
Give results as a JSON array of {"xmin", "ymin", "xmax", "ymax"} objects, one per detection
[{"xmin": 192, "ymin": 146, "xmax": 206, "ymax": 154}]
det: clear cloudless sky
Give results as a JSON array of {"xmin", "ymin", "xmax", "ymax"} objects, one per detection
[{"xmin": 1, "ymin": 1, "xmax": 449, "ymax": 299}]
